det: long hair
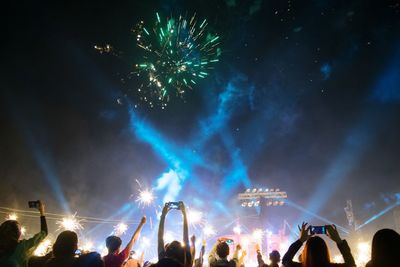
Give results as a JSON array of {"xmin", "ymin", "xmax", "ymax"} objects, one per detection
[
  {"xmin": 301, "ymin": 236, "xmax": 330, "ymax": 267},
  {"xmin": 0, "ymin": 220, "xmax": 21, "ymax": 257},
  {"xmin": 53, "ymin": 230, "xmax": 78, "ymax": 258},
  {"xmin": 370, "ymin": 228, "xmax": 400, "ymax": 267}
]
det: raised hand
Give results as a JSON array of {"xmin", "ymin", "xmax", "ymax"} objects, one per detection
[
  {"xmin": 140, "ymin": 216, "xmax": 147, "ymax": 225},
  {"xmin": 191, "ymin": 235, "xmax": 196, "ymax": 244},
  {"xmin": 326, "ymin": 224, "xmax": 342, "ymax": 243},
  {"xmin": 298, "ymin": 222, "xmax": 311, "ymax": 242}
]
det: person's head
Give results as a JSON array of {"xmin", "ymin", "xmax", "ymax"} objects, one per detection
[
  {"xmin": 106, "ymin": 236, "xmax": 122, "ymax": 254},
  {"xmin": 370, "ymin": 228, "xmax": 400, "ymax": 266},
  {"xmin": 301, "ymin": 236, "xmax": 330, "ymax": 267},
  {"xmin": 216, "ymin": 242, "xmax": 230, "ymax": 259},
  {"xmin": 165, "ymin": 241, "xmax": 185, "ymax": 264},
  {"xmin": 269, "ymin": 250, "xmax": 280, "ymax": 264},
  {"xmin": 53, "ymin": 231, "xmax": 78, "ymax": 258},
  {"xmin": 0, "ymin": 220, "xmax": 21, "ymax": 256},
  {"xmin": 76, "ymin": 252, "xmax": 104, "ymax": 267}
]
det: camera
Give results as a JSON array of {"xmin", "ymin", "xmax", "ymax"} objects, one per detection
[
  {"xmin": 225, "ymin": 239, "xmax": 234, "ymax": 245},
  {"xmin": 310, "ymin": 225, "xmax": 326, "ymax": 235},
  {"xmin": 28, "ymin": 200, "xmax": 40, "ymax": 209}
]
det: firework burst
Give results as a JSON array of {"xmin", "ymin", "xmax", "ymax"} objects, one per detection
[
  {"xmin": 113, "ymin": 222, "xmax": 128, "ymax": 236},
  {"xmin": 132, "ymin": 12, "xmax": 221, "ymax": 107},
  {"xmin": 56, "ymin": 214, "xmax": 84, "ymax": 232}
]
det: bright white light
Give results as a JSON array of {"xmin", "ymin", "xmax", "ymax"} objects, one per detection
[
  {"xmin": 164, "ymin": 231, "xmax": 175, "ymax": 243},
  {"xmin": 20, "ymin": 226, "xmax": 27, "ymax": 236},
  {"xmin": 141, "ymin": 236, "xmax": 151, "ymax": 248},
  {"xmin": 187, "ymin": 210, "xmax": 203, "ymax": 226},
  {"xmin": 333, "ymin": 254, "xmax": 343, "ymax": 263},
  {"xmin": 356, "ymin": 242, "xmax": 370, "ymax": 266},
  {"xmin": 81, "ymin": 241, "xmax": 94, "ymax": 252},
  {"xmin": 203, "ymin": 224, "xmax": 216, "ymax": 237},
  {"xmin": 136, "ymin": 189, "xmax": 155, "ymax": 206},
  {"xmin": 252, "ymin": 229, "xmax": 264, "ymax": 240},
  {"xmin": 57, "ymin": 215, "xmax": 83, "ymax": 231},
  {"xmin": 34, "ymin": 239, "xmax": 52, "ymax": 256},
  {"xmin": 233, "ymin": 225, "xmax": 242, "ymax": 235},
  {"xmin": 114, "ymin": 222, "xmax": 128, "ymax": 236},
  {"xmin": 6, "ymin": 213, "xmax": 18, "ymax": 221}
]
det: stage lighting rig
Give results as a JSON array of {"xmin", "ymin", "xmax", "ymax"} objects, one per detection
[{"xmin": 239, "ymin": 188, "xmax": 288, "ymax": 207}]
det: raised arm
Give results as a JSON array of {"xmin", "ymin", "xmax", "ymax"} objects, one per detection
[
  {"xmin": 282, "ymin": 222, "xmax": 310, "ymax": 267},
  {"xmin": 256, "ymin": 244, "xmax": 265, "ymax": 267},
  {"xmin": 39, "ymin": 201, "xmax": 48, "ymax": 235},
  {"xmin": 208, "ymin": 241, "xmax": 219, "ymax": 266},
  {"xmin": 158, "ymin": 204, "xmax": 169, "ymax": 260},
  {"xmin": 124, "ymin": 216, "xmax": 146, "ymax": 255},
  {"xmin": 326, "ymin": 225, "xmax": 356, "ymax": 267},
  {"xmin": 190, "ymin": 235, "xmax": 196, "ymax": 262},
  {"xmin": 180, "ymin": 202, "xmax": 191, "ymax": 267}
]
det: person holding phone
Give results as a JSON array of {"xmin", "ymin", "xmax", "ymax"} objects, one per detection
[
  {"xmin": 157, "ymin": 201, "xmax": 191, "ymax": 267},
  {"xmin": 282, "ymin": 222, "xmax": 356, "ymax": 267},
  {"xmin": 0, "ymin": 200, "xmax": 48, "ymax": 267}
]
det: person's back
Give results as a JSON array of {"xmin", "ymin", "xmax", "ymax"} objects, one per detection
[
  {"xmin": 209, "ymin": 240, "xmax": 237, "ymax": 267},
  {"xmin": 45, "ymin": 230, "xmax": 78, "ymax": 267},
  {"xmin": 0, "ymin": 202, "xmax": 48, "ymax": 267},
  {"xmin": 104, "ymin": 216, "xmax": 146, "ymax": 267},
  {"xmin": 366, "ymin": 228, "xmax": 400, "ymax": 267}
]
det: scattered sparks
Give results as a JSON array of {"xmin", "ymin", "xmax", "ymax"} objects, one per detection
[
  {"xmin": 6, "ymin": 213, "xmax": 18, "ymax": 221},
  {"xmin": 114, "ymin": 222, "xmax": 128, "ymax": 236},
  {"xmin": 136, "ymin": 189, "xmax": 155, "ymax": 206},
  {"xmin": 56, "ymin": 214, "xmax": 84, "ymax": 232},
  {"xmin": 34, "ymin": 239, "xmax": 52, "ymax": 256}
]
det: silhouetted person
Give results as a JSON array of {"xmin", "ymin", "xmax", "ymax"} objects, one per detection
[
  {"xmin": 208, "ymin": 238, "xmax": 239, "ymax": 267},
  {"xmin": 45, "ymin": 230, "xmax": 78, "ymax": 267},
  {"xmin": 0, "ymin": 200, "xmax": 48, "ymax": 267},
  {"xmin": 366, "ymin": 228, "xmax": 400, "ymax": 267},
  {"xmin": 103, "ymin": 216, "xmax": 146, "ymax": 267},
  {"xmin": 77, "ymin": 252, "xmax": 104, "ymax": 267},
  {"xmin": 282, "ymin": 222, "xmax": 355, "ymax": 267},
  {"xmin": 157, "ymin": 202, "xmax": 191, "ymax": 267}
]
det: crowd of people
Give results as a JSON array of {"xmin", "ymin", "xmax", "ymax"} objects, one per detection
[{"xmin": 0, "ymin": 200, "xmax": 399, "ymax": 267}]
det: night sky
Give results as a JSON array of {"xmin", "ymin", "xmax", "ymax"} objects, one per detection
[{"xmin": 1, "ymin": 0, "xmax": 400, "ymax": 241}]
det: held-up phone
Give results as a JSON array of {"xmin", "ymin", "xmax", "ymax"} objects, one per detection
[
  {"xmin": 167, "ymin": 201, "xmax": 182, "ymax": 209},
  {"xmin": 310, "ymin": 225, "xmax": 326, "ymax": 235},
  {"xmin": 28, "ymin": 200, "xmax": 40, "ymax": 209},
  {"xmin": 75, "ymin": 249, "xmax": 82, "ymax": 255}
]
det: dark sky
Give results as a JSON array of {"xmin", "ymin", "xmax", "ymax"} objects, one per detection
[{"xmin": 1, "ymin": 0, "xmax": 400, "ymax": 239}]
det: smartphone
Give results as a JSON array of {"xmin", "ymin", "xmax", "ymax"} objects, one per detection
[
  {"xmin": 28, "ymin": 200, "xmax": 40, "ymax": 209},
  {"xmin": 75, "ymin": 249, "xmax": 82, "ymax": 255},
  {"xmin": 167, "ymin": 201, "xmax": 181, "ymax": 209},
  {"xmin": 310, "ymin": 225, "xmax": 326, "ymax": 235}
]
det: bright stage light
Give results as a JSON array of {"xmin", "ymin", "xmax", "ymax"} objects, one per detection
[
  {"xmin": 114, "ymin": 222, "xmax": 128, "ymax": 236},
  {"xmin": 34, "ymin": 239, "xmax": 52, "ymax": 256},
  {"xmin": 187, "ymin": 210, "xmax": 203, "ymax": 226},
  {"xmin": 252, "ymin": 228, "xmax": 263, "ymax": 240},
  {"xmin": 141, "ymin": 236, "xmax": 151, "ymax": 248},
  {"xmin": 356, "ymin": 242, "xmax": 370, "ymax": 266},
  {"xmin": 233, "ymin": 225, "xmax": 242, "ymax": 235},
  {"xmin": 203, "ymin": 224, "xmax": 216, "ymax": 237},
  {"xmin": 57, "ymin": 215, "xmax": 83, "ymax": 231},
  {"xmin": 6, "ymin": 213, "xmax": 18, "ymax": 221},
  {"xmin": 81, "ymin": 241, "xmax": 94, "ymax": 252},
  {"xmin": 164, "ymin": 231, "xmax": 175, "ymax": 243},
  {"xmin": 136, "ymin": 189, "xmax": 155, "ymax": 206},
  {"xmin": 20, "ymin": 226, "xmax": 27, "ymax": 236}
]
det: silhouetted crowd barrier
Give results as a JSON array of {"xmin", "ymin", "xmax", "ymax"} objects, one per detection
[{"xmin": 1, "ymin": 201, "xmax": 399, "ymax": 267}]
